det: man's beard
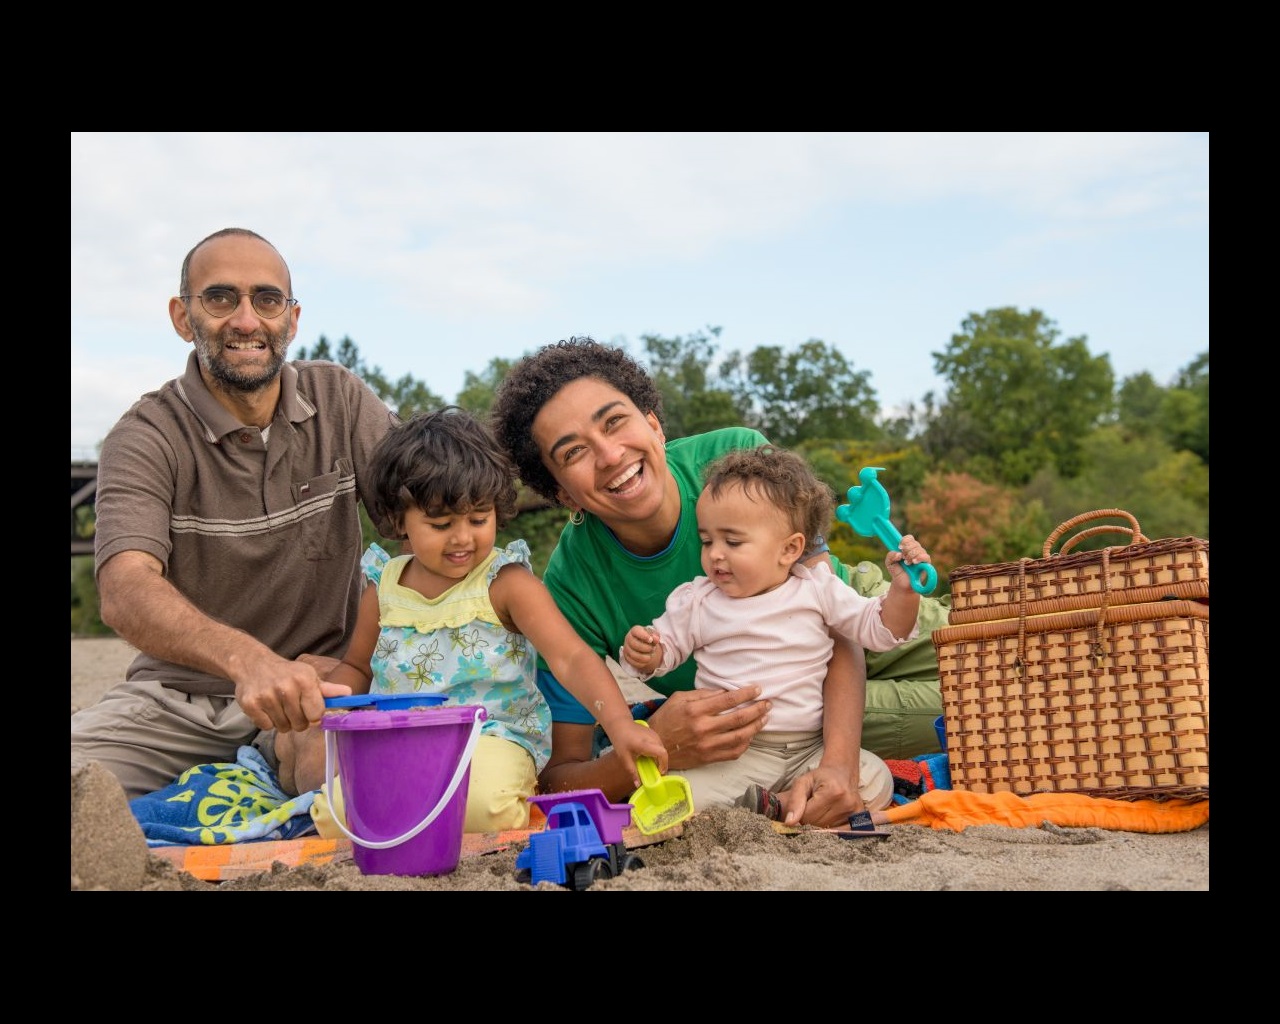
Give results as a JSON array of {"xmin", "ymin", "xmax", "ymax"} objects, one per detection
[{"xmin": 192, "ymin": 320, "xmax": 289, "ymax": 393}]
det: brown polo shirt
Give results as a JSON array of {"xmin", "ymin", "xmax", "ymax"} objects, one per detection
[{"xmin": 94, "ymin": 353, "xmax": 399, "ymax": 695}]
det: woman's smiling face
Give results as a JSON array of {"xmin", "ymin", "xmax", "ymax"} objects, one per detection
[{"xmin": 531, "ymin": 376, "xmax": 669, "ymax": 528}]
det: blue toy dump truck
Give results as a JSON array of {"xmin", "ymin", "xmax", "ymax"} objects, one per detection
[{"xmin": 515, "ymin": 789, "xmax": 645, "ymax": 889}]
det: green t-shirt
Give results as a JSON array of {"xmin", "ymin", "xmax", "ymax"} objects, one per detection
[{"xmin": 538, "ymin": 427, "xmax": 766, "ymax": 723}]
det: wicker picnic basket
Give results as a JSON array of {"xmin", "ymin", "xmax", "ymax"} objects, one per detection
[{"xmin": 934, "ymin": 510, "xmax": 1209, "ymax": 801}]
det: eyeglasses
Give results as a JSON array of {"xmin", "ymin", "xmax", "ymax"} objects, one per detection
[{"xmin": 181, "ymin": 288, "xmax": 298, "ymax": 319}]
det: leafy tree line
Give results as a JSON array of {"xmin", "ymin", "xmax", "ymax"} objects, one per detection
[{"xmin": 71, "ymin": 306, "xmax": 1208, "ymax": 635}]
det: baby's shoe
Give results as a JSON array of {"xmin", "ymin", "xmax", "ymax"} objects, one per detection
[{"xmin": 737, "ymin": 783, "xmax": 782, "ymax": 820}]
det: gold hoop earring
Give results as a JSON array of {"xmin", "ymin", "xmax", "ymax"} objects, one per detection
[{"xmin": 570, "ymin": 510, "xmax": 585, "ymax": 526}]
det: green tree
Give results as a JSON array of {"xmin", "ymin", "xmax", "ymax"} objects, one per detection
[
  {"xmin": 71, "ymin": 556, "xmax": 110, "ymax": 635},
  {"xmin": 381, "ymin": 375, "xmax": 446, "ymax": 418},
  {"xmin": 1116, "ymin": 371, "xmax": 1166, "ymax": 437},
  {"xmin": 334, "ymin": 336, "xmax": 363, "ymax": 371},
  {"xmin": 904, "ymin": 471, "xmax": 1050, "ymax": 586},
  {"xmin": 292, "ymin": 335, "xmax": 334, "ymax": 362},
  {"xmin": 640, "ymin": 328, "xmax": 744, "ymax": 438},
  {"xmin": 498, "ymin": 506, "xmax": 566, "ymax": 578},
  {"xmin": 457, "ymin": 357, "xmax": 519, "ymax": 419},
  {"xmin": 1116, "ymin": 352, "xmax": 1209, "ymax": 467},
  {"xmin": 720, "ymin": 339, "xmax": 881, "ymax": 447},
  {"xmin": 294, "ymin": 335, "xmax": 445, "ymax": 416},
  {"xmin": 70, "ymin": 502, "xmax": 109, "ymax": 635},
  {"xmin": 926, "ymin": 307, "xmax": 1115, "ymax": 485},
  {"xmin": 1022, "ymin": 425, "xmax": 1208, "ymax": 547},
  {"xmin": 1158, "ymin": 352, "xmax": 1209, "ymax": 464},
  {"xmin": 878, "ymin": 394, "xmax": 934, "ymax": 445}
]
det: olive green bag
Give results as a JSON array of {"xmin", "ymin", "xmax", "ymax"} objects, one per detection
[{"xmin": 837, "ymin": 560, "xmax": 949, "ymax": 761}]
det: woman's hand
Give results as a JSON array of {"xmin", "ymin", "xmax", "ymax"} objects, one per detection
[{"xmin": 648, "ymin": 686, "xmax": 771, "ymax": 771}]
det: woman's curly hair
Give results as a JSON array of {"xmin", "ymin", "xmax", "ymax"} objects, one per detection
[{"xmin": 489, "ymin": 336, "xmax": 664, "ymax": 502}]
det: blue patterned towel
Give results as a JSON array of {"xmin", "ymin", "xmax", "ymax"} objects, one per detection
[{"xmin": 129, "ymin": 746, "xmax": 318, "ymax": 847}]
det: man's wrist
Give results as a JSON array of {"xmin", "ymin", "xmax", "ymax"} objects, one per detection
[{"xmin": 817, "ymin": 749, "xmax": 859, "ymax": 777}]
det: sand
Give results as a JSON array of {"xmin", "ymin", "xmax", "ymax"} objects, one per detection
[{"xmin": 71, "ymin": 637, "xmax": 1210, "ymax": 891}]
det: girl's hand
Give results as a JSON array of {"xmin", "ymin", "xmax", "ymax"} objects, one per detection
[{"xmin": 607, "ymin": 719, "xmax": 670, "ymax": 786}]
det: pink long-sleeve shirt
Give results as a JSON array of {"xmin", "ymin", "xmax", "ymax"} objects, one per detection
[{"xmin": 618, "ymin": 562, "xmax": 920, "ymax": 732}]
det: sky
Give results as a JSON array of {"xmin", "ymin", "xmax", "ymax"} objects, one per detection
[{"xmin": 70, "ymin": 132, "xmax": 1208, "ymax": 459}]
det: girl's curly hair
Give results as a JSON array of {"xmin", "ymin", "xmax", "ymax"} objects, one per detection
[{"xmin": 369, "ymin": 406, "xmax": 518, "ymax": 537}]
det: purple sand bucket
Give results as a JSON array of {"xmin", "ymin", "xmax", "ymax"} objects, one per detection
[{"xmin": 321, "ymin": 701, "xmax": 486, "ymax": 876}]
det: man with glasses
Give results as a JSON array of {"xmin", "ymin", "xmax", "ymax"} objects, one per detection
[{"xmin": 71, "ymin": 228, "xmax": 400, "ymax": 801}]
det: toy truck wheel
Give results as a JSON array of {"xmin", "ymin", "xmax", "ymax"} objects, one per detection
[
  {"xmin": 514, "ymin": 867, "xmax": 532, "ymax": 885},
  {"xmin": 619, "ymin": 853, "xmax": 645, "ymax": 873},
  {"xmin": 571, "ymin": 858, "xmax": 613, "ymax": 890}
]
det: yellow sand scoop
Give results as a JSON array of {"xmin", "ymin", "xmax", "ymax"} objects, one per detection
[{"xmin": 629, "ymin": 721, "xmax": 695, "ymax": 835}]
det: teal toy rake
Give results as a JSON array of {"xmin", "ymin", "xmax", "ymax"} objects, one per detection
[{"xmin": 834, "ymin": 467, "xmax": 938, "ymax": 595}]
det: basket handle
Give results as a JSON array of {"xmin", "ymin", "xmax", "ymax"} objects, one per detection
[{"xmin": 1042, "ymin": 509, "xmax": 1150, "ymax": 558}]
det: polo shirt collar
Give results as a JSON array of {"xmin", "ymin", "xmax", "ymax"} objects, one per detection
[{"xmin": 175, "ymin": 351, "xmax": 314, "ymax": 443}]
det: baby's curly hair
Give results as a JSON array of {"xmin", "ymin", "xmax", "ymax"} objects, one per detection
[
  {"xmin": 369, "ymin": 406, "xmax": 518, "ymax": 537},
  {"xmin": 702, "ymin": 445, "xmax": 834, "ymax": 544},
  {"xmin": 489, "ymin": 336, "xmax": 664, "ymax": 502}
]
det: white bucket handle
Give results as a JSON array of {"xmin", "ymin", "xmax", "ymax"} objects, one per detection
[{"xmin": 322, "ymin": 708, "xmax": 484, "ymax": 850}]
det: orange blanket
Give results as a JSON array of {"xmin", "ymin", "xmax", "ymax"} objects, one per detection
[
  {"xmin": 881, "ymin": 789, "xmax": 1209, "ymax": 833},
  {"xmin": 149, "ymin": 813, "xmax": 683, "ymax": 882}
]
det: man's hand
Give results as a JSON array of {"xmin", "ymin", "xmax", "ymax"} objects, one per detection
[
  {"xmin": 233, "ymin": 652, "xmax": 351, "ymax": 734},
  {"xmin": 648, "ymin": 686, "xmax": 771, "ymax": 771},
  {"xmin": 777, "ymin": 765, "xmax": 865, "ymax": 828}
]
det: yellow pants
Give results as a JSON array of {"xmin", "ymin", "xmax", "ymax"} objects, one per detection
[{"xmin": 312, "ymin": 734, "xmax": 539, "ymax": 837}]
